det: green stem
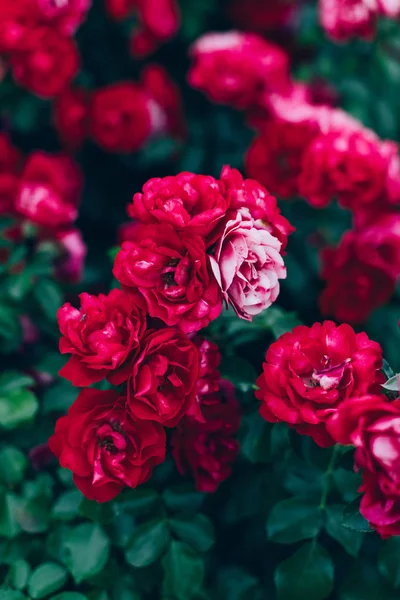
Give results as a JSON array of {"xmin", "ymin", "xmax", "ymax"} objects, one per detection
[{"xmin": 319, "ymin": 444, "xmax": 341, "ymax": 510}]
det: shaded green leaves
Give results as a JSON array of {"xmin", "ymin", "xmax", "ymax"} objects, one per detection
[
  {"xmin": 64, "ymin": 523, "xmax": 110, "ymax": 583},
  {"xmin": 325, "ymin": 505, "xmax": 363, "ymax": 557},
  {"xmin": 267, "ymin": 499, "xmax": 323, "ymax": 544},
  {"xmin": 169, "ymin": 514, "xmax": 215, "ymax": 552},
  {"xmin": 342, "ymin": 498, "xmax": 373, "ymax": 533},
  {"xmin": 0, "ymin": 447, "xmax": 28, "ymax": 485},
  {"xmin": 379, "ymin": 537, "xmax": 400, "ymax": 588},
  {"xmin": 161, "ymin": 540, "xmax": 205, "ymax": 600},
  {"xmin": 33, "ymin": 279, "xmax": 63, "ymax": 321},
  {"xmin": 125, "ymin": 519, "xmax": 170, "ymax": 568},
  {"xmin": 275, "ymin": 542, "xmax": 334, "ymax": 600},
  {"xmin": 0, "ymin": 374, "xmax": 38, "ymax": 430},
  {"xmin": 28, "ymin": 563, "xmax": 67, "ymax": 599}
]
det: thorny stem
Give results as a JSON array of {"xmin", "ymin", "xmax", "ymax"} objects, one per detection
[{"xmin": 319, "ymin": 444, "xmax": 341, "ymax": 510}]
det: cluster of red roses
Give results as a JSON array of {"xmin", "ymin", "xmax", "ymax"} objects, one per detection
[
  {"xmin": 256, "ymin": 320, "xmax": 400, "ymax": 538},
  {"xmin": 319, "ymin": 0, "xmax": 400, "ymax": 41},
  {"xmin": 0, "ymin": 134, "xmax": 85, "ymax": 282},
  {"xmin": 105, "ymin": 0, "xmax": 179, "ymax": 57},
  {"xmin": 188, "ymin": 30, "xmax": 400, "ymax": 325},
  {"xmin": 53, "ymin": 65, "xmax": 184, "ymax": 153},
  {"xmin": 49, "ymin": 166, "xmax": 293, "ymax": 500},
  {"xmin": 0, "ymin": 0, "xmax": 90, "ymax": 98}
]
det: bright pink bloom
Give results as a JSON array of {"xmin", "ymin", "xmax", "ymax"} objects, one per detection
[{"xmin": 210, "ymin": 209, "xmax": 286, "ymax": 320}]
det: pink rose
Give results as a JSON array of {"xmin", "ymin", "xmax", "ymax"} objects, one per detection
[{"xmin": 210, "ymin": 209, "xmax": 286, "ymax": 320}]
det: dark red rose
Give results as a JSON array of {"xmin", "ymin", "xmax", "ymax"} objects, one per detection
[
  {"xmin": 127, "ymin": 327, "xmax": 200, "ymax": 427},
  {"xmin": 53, "ymin": 87, "xmax": 89, "ymax": 151},
  {"xmin": 299, "ymin": 130, "xmax": 394, "ymax": 209},
  {"xmin": 327, "ymin": 395, "xmax": 400, "ymax": 537},
  {"xmin": 219, "ymin": 165, "xmax": 294, "ymax": 250},
  {"xmin": 127, "ymin": 171, "xmax": 230, "ymax": 240},
  {"xmin": 15, "ymin": 152, "xmax": 82, "ymax": 228},
  {"xmin": 48, "ymin": 389, "xmax": 166, "ymax": 502},
  {"xmin": 0, "ymin": 133, "xmax": 23, "ymax": 214},
  {"xmin": 194, "ymin": 336, "xmax": 221, "ymax": 400},
  {"xmin": 104, "ymin": 0, "xmax": 131, "ymax": 20},
  {"xmin": 113, "ymin": 224, "xmax": 222, "ymax": 333},
  {"xmin": 228, "ymin": 0, "xmax": 296, "ymax": 32},
  {"xmin": 58, "ymin": 289, "xmax": 146, "ymax": 387},
  {"xmin": 320, "ymin": 218, "xmax": 400, "ymax": 324},
  {"xmin": 255, "ymin": 321, "xmax": 384, "ymax": 447},
  {"xmin": 188, "ymin": 31, "xmax": 290, "ymax": 110},
  {"xmin": 10, "ymin": 27, "xmax": 79, "ymax": 98},
  {"xmin": 89, "ymin": 82, "xmax": 152, "ymax": 153},
  {"xmin": 246, "ymin": 120, "xmax": 318, "ymax": 198},
  {"xmin": 171, "ymin": 379, "xmax": 240, "ymax": 492},
  {"xmin": 35, "ymin": 0, "xmax": 91, "ymax": 36}
]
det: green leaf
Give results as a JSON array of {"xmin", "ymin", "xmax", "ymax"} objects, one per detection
[
  {"xmin": 52, "ymin": 490, "xmax": 82, "ymax": 521},
  {"xmin": 169, "ymin": 514, "xmax": 215, "ymax": 552},
  {"xmin": 78, "ymin": 497, "xmax": 116, "ymax": 524},
  {"xmin": 125, "ymin": 519, "xmax": 170, "ymax": 568},
  {"xmin": 216, "ymin": 566, "xmax": 261, "ymax": 600},
  {"xmin": 0, "ymin": 592, "xmax": 27, "ymax": 600},
  {"xmin": 42, "ymin": 382, "xmax": 77, "ymax": 415},
  {"xmin": 162, "ymin": 484, "xmax": 205, "ymax": 513},
  {"xmin": 33, "ymin": 279, "xmax": 63, "ymax": 321},
  {"xmin": 275, "ymin": 542, "xmax": 334, "ymax": 600},
  {"xmin": 0, "ymin": 389, "xmax": 38, "ymax": 430},
  {"xmin": 239, "ymin": 410, "xmax": 271, "ymax": 464},
  {"xmin": 258, "ymin": 306, "xmax": 302, "ymax": 339},
  {"xmin": 119, "ymin": 488, "xmax": 160, "ymax": 516},
  {"xmin": 0, "ymin": 372, "xmax": 34, "ymax": 393},
  {"xmin": 161, "ymin": 540, "xmax": 205, "ymax": 600},
  {"xmin": 64, "ymin": 523, "xmax": 110, "ymax": 583},
  {"xmin": 50, "ymin": 595, "xmax": 87, "ymax": 600},
  {"xmin": 28, "ymin": 563, "xmax": 68, "ymax": 599},
  {"xmin": 17, "ymin": 495, "xmax": 51, "ymax": 534},
  {"xmin": 379, "ymin": 537, "xmax": 400, "ymax": 588},
  {"xmin": 220, "ymin": 356, "xmax": 257, "ymax": 392},
  {"xmin": 342, "ymin": 498, "xmax": 373, "ymax": 533},
  {"xmin": 325, "ymin": 505, "xmax": 363, "ymax": 557},
  {"xmin": 0, "ymin": 492, "xmax": 22, "ymax": 538},
  {"xmin": 0, "ymin": 303, "xmax": 22, "ymax": 352},
  {"xmin": 381, "ymin": 374, "xmax": 399, "ymax": 392},
  {"xmin": 0, "ymin": 447, "xmax": 28, "ymax": 485},
  {"xmin": 8, "ymin": 559, "xmax": 31, "ymax": 590},
  {"xmin": 267, "ymin": 499, "xmax": 323, "ymax": 544}
]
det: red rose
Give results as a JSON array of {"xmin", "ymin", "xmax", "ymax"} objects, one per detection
[
  {"xmin": 171, "ymin": 379, "xmax": 240, "ymax": 492},
  {"xmin": 194, "ymin": 336, "xmax": 221, "ymax": 400},
  {"xmin": 255, "ymin": 321, "xmax": 384, "ymax": 447},
  {"xmin": 11, "ymin": 27, "xmax": 79, "ymax": 98},
  {"xmin": 130, "ymin": 0, "xmax": 180, "ymax": 57},
  {"xmin": 35, "ymin": 0, "xmax": 91, "ymax": 36},
  {"xmin": 0, "ymin": 0, "xmax": 38, "ymax": 53},
  {"xmin": 327, "ymin": 395, "xmax": 400, "ymax": 537},
  {"xmin": 15, "ymin": 152, "xmax": 82, "ymax": 228},
  {"xmin": 141, "ymin": 64, "xmax": 185, "ymax": 138},
  {"xmin": 188, "ymin": 31, "xmax": 289, "ymax": 110},
  {"xmin": 299, "ymin": 130, "xmax": 393, "ymax": 209},
  {"xmin": 127, "ymin": 171, "xmax": 230, "ymax": 240},
  {"xmin": 320, "ymin": 218, "xmax": 400, "ymax": 324},
  {"xmin": 53, "ymin": 87, "xmax": 89, "ymax": 151},
  {"xmin": 127, "ymin": 327, "xmax": 199, "ymax": 427},
  {"xmin": 54, "ymin": 228, "xmax": 86, "ymax": 283},
  {"xmin": 113, "ymin": 224, "xmax": 222, "ymax": 333},
  {"xmin": 319, "ymin": 0, "xmax": 377, "ymax": 41},
  {"xmin": 89, "ymin": 82, "xmax": 152, "ymax": 153},
  {"xmin": 105, "ymin": 0, "xmax": 131, "ymax": 20},
  {"xmin": 219, "ymin": 165, "xmax": 294, "ymax": 250},
  {"xmin": 246, "ymin": 120, "xmax": 318, "ymax": 198},
  {"xmin": 48, "ymin": 389, "xmax": 166, "ymax": 502},
  {"xmin": 58, "ymin": 289, "xmax": 146, "ymax": 387}
]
